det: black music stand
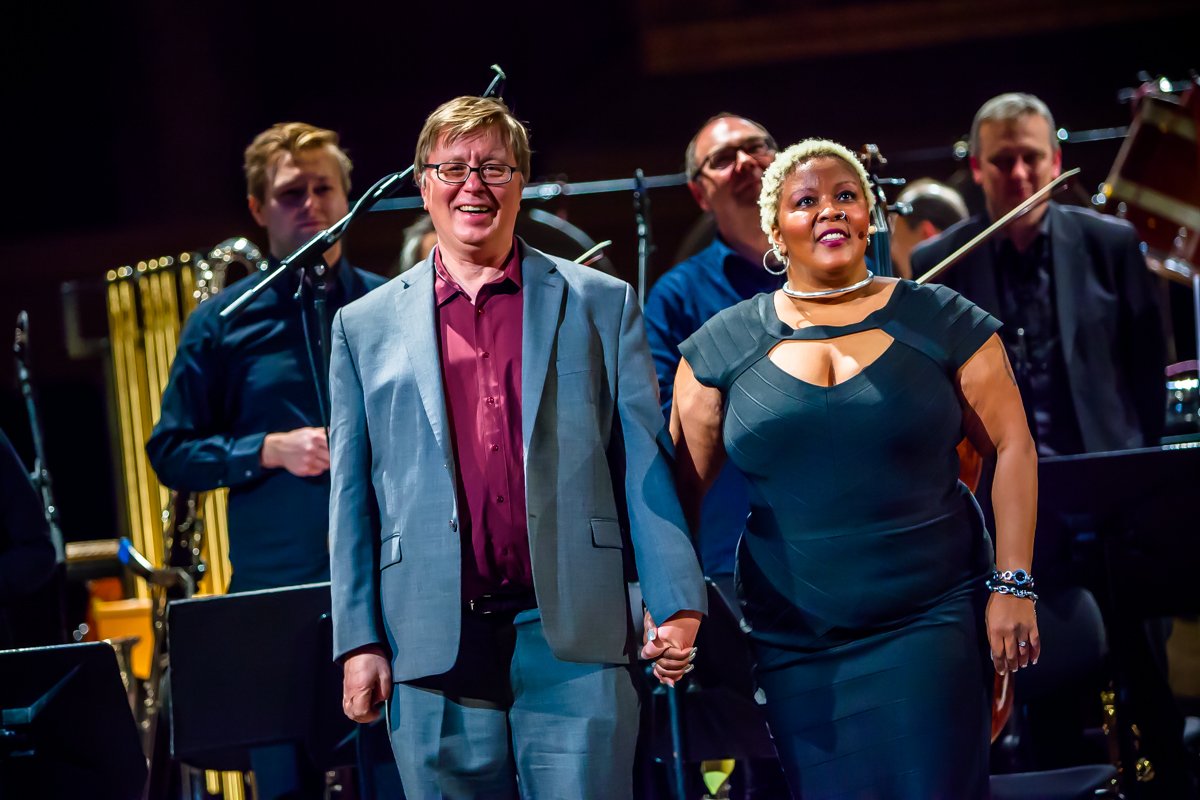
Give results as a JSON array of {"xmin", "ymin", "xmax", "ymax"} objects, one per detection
[
  {"xmin": 1038, "ymin": 444, "xmax": 1200, "ymax": 617},
  {"xmin": 167, "ymin": 582, "xmax": 355, "ymax": 773},
  {"xmin": 1037, "ymin": 444, "xmax": 1200, "ymax": 797},
  {"xmin": 645, "ymin": 579, "xmax": 777, "ymax": 767},
  {"xmin": 0, "ymin": 642, "xmax": 147, "ymax": 800}
]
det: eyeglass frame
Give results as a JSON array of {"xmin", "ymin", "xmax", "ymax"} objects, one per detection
[
  {"xmin": 689, "ymin": 135, "xmax": 778, "ymax": 180},
  {"xmin": 422, "ymin": 161, "xmax": 520, "ymax": 185}
]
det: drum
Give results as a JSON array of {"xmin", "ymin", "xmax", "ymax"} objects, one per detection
[{"xmin": 1102, "ymin": 85, "xmax": 1200, "ymax": 283}]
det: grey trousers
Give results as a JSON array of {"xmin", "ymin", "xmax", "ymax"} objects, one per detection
[{"xmin": 386, "ymin": 609, "xmax": 639, "ymax": 800}]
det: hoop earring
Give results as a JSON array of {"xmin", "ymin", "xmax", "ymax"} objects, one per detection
[{"xmin": 763, "ymin": 246, "xmax": 789, "ymax": 276}]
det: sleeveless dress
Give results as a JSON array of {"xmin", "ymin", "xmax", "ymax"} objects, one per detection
[{"xmin": 679, "ymin": 280, "xmax": 1001, "ymax": 799}]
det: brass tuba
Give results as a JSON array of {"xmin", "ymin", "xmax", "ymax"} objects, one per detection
[
  {"xmin": 104, "ymin": 236, "xmax": 267, "ymax": 800},
  {"xmin": 159, "ymin": 236, "xmax": 267, "ymax": 593},
  {"xmin": 106, "ymin": 237, "xmax": 267, "ymax": 600}
]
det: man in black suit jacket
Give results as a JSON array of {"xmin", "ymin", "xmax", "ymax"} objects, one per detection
[
  {"xmin": 911, "ymin": 93, "xmax": 1165, "ymax": 454},
  {"xmin": 913, "ymin": 93, "xmax": 1191, "ymax": 797}
]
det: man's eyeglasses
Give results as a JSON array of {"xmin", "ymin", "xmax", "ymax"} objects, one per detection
[
  {"xmin": 692, "ymin": 137, "xmax": 777, "ymax": 179},
  {"xmin": 423, "ymin": 162, "xmax": 518, "ymax": 185}
]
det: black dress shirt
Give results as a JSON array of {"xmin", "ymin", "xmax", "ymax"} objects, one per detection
[
  {"xmin": 146, "ymin": 259, "xmax": 384, "ymax": 592},
  {"xmin": 993, "ymin": 217, "xmax": 1084, "ymax": 456}
]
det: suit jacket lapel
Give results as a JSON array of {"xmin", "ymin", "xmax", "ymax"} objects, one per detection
[
  {"xmin": 521, "ymin": 247, "xmax": 566, "ymax": 454},
  {"xmin": 395, "ymin": 258, "xmax": 453, "ymax": 464},
  {"xmin": 1048, "ymin": 202, "xmax": 1082, "ymax": 369}
]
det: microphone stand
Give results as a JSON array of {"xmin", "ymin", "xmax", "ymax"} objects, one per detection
[
  {"xmin": 219, "ymin": 64, "xmax": 507, "ymax": 428},
  {"xmin": 373, "ymin": 171, "xmax": 690, "ymax": 211},
  {"xmin": 13, "ymin": 311, "xmax": 69, "ymax": 645},
  {"xmin": 13, "ymin": 311, "xmax": 65, "ymax": 564},
  {"xmin": 632, "ymin": 169, "xmax": 655, "ymax": 307},
  {"xmin": 373, "ymin": 171, "xmax": 691, "ymax": 306}
]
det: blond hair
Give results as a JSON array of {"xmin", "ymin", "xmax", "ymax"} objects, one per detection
[
  {"xmin": 414, "ymin": 96, "xmax": 531, "ymax": 185},
  {"xmin": 243, "ymin": 122, "xmax": 352, "ymax": 203},
  {"xmin": 759, "ymin": 139, "xmax": 874, "ymax": 238}
]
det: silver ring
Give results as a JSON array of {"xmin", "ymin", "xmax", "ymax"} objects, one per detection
[{"xmin": 1018, "ymin": 641, "xmax": 1028, "ymax": 648}]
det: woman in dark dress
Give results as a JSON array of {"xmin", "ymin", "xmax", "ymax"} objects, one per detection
[{"xmin": 671, "ymin": 139, "xmax": 1041, "ymax": 798}]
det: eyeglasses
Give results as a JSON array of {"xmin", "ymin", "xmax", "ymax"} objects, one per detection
[
  {"xmin": 423, "ymin": 162, "xmax": 518, "ymax": 185},
  {"xmin": 692, "ymin": 136, "xmax": 777, "ymax": 178}
]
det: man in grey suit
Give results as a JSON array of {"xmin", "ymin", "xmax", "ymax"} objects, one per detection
[{"xmin": 328, "ymin": 95, "xmax": 707, "ymax": 799}]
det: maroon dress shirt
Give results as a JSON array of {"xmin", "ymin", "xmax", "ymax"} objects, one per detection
[{"xmin": 433, "ymin": 243, "xmax": 532, "ymax": 600}]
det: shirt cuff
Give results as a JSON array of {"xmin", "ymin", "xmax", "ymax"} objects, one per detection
[{"xmin": 223, "ymin": 432, "xmax": 269, "ymax": 487}]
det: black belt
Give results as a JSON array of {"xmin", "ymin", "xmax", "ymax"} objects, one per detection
[{"xmin": 465, "ymin": 591, "xmax": 538, "ymax": 616}]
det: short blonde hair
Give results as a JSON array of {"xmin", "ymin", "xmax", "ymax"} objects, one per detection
[
  {"xmin": 414, "ymin": 96, "xmax": 531, "ymax": 185},
  {"xmin": 244, "ymin": 122, "xmax": 352, "ymax": 203},
  {"xmin": 759, "ymin": 139, "xmax": 874, "ymax": 238}
]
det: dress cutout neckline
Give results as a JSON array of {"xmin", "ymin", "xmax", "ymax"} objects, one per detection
[
  {"xmin": 759, "ymin": 279, "xmax": 909, "ymax": 341},
  {"xmin": 764, "ymin": 334, "xmax": 898, "ymax": 390}
]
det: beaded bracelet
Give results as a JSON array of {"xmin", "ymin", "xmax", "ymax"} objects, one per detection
[{"xmin": 993, "ymin": 569, "xmax": 1034, "ymax": 587}]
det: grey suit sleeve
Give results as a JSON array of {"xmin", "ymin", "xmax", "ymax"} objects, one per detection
[
  {"xmin": 613, "ymin": 283, "xmax": 707, "ymax": 622},
  {"xmin": 328, "ymin": 309, "xmax": 386, "ymax": 662}
]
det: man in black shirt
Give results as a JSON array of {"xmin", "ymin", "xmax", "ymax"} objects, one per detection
[
  {"xmin": 911, "ymin": 93, "xmax": 1187, "ymax": 797},
  {"xmin": 146, "ymin": 123, "xmax": 391, "ymax": 800},
  {"xmin": 912, "ymin": 93, "xmax": 1164, "ymax": 455},
  {"xmin": 147, "ymin": 122, "xmax": 385, "ymax": 594}
]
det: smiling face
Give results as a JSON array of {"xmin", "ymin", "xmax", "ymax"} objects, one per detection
[
  {"xmin": 771, "ymin": 156, "xmax": 872, "ymax": 286},
  {"xmin": 248, "ymin": 146, "xmax": 349, "ymax": 260},
  {"xmin": 419, "ymin": 126, "xmax": 523, "ymax": 265}
]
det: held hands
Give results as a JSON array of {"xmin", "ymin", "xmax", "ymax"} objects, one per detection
[
  {"xmin": 641, "ymin": 609, "xmax": 702, "ymax": 687},
  {"xmin": 342, "ymin": 645, "xmax": 392, "ymax": 723},
  {"xmin": 261, "ymin": 427, "xmax": 330, "ymax": 477},
  {"xmin": 986, "ymin": 592, "xmax": 1041, "ymax": 676}
]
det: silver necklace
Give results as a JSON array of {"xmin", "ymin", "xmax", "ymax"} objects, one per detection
[{"xmin": 781, "ymin": 270, "xmax": 875, "ymax": 299}]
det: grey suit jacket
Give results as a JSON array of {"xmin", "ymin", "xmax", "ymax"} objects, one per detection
[
  {"xmin": 911, "ymin": 203, "xmax": 1166, "ymax": 453},
  {"xmin": 328, "ymin": 243, "xmax": 706, "ymax": 681}
]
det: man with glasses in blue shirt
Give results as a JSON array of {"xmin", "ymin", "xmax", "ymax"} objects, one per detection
[
  {"xmin": 644, "ymin": 113, "xmax": 782, "ymax": 595},
  {"xmin": 643, "ymin": 113, "xmax": 787, "ymax": 798}
]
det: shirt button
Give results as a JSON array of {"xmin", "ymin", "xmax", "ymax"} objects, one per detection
[
  {"xmin": 490, "ymin": 444, "xmax": 500, "ymax": 452},
  {"xmin": 481, "ymin": 351, "xmax": 490, "ymax": 359},
  {"xmin": 486, "ymin": 396, "xmax": 496, "ymax": 405},
  {"xmin": 450, "ymin": 520, "xmax": 458, "ymax": 531},
  {"xmin": 477, "ymin": 307, "xmax": 484, "ymax": 315},
  {"xmin": 496, "ymin": 495, "xmax": 505, "ymax": 504}
]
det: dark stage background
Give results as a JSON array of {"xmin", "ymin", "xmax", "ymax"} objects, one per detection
[{"xmin": 2, "ymin": 1, "xmax": 1196, "ymax": 545}]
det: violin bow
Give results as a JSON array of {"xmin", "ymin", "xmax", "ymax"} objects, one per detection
[{"xmin": 916, "ymin": 167, "xmax": 1081, "ymax": 285}]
